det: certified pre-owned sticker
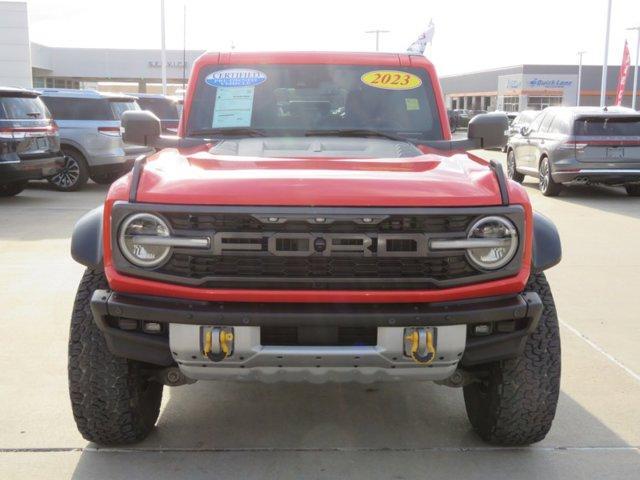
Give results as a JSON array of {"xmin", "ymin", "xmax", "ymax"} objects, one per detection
[
  {"xmin": 205, "ymin": 69, "xmax": 267, "ymax": 88},
  {"xmin": 361, "ymin": 70, "xmax": 422, "ymax": 90}
]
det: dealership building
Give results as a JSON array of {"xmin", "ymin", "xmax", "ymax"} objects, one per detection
[
  {"xmin": 2, "ymin": 1, "xmax": 639, "ymax": 106},
  {"xmin": 440, "ymin": 64, "xmax": 639, "ymax": 112},
  {"xmin": 1, "ymin": 1, "xmax": 204, "ymax": 94}
]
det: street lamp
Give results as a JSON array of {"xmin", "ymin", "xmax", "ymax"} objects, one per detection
[
  {"xmin": 577, "ymin": 51, "xmax": 586, "ymax": 106},
  {"xmin": 627, "ymin": 26, "xmax": 640, "ymax": 110},
  {"xmin": 365, "ymin": 30, "xmax": 390, "ymax": 52},
  {"xmin": 600, "ymin": 0, "xmax": 613, "ymax": 107}
]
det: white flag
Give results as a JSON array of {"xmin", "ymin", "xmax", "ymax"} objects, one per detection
[{"xmin": 407, "ymin": 20, "xmax": 435, "ymax": 55}]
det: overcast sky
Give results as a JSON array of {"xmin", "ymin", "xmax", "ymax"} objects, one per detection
[{"xmin": 20, "ymin": 0, "xmax": 640, "ymax": 76}]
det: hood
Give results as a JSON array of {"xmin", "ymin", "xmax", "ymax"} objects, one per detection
[{"xmin": 134, "ymin": 142, "xmax": 503, "ymax": 207}]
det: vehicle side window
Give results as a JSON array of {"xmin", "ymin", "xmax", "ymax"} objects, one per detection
[
  {"xmin": 548, "ymin": 115, "xmax": 568, "ymax": 134},
  {"xmin": 539, "ymin": 113, "xmax": 555, "ymax": 133},
  {"xmin": 528, "ymin": 113, "xmax": 546, "ymax": 133},
  {"xmin": 40, "ymin": 97, "xmax": 113, "ymax": 121}
]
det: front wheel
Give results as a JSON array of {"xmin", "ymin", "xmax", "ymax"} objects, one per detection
[
  {"xmin": 539, "ymin": 157, "xmax": 562, "ymax": 197},
  {"xmin": 463, "ymin": 273, "xmax": 561, "ymax": 445},
  {"xmin": 68, "ymin": 269, "xmax": 163, "ymax": 445},
  {"xmin": 506, "ymin": 150, "xmax": 524, "ymax": 183},
  {"xmin": 49, "ymin": 149, "xmax": 89, "ymax": 191}
]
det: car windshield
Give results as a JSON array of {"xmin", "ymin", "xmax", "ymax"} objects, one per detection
[
  {"xmin": 137, "ymin": 98, "xmax": 179, "ymax": 120},
  {"xmin": 0, "ymin": 95, "xmax": 49, "ymax": 120},
  {"xmin": 187, "ymin": 64, "xmax": 442, "ymax": 140},
  {"xmin": 109, "ymin": 100, "xmax": 140, "ymax": 120},
  {"xmin": 574, "ymin": 116, "xmax": 640, "ymax": 136}
]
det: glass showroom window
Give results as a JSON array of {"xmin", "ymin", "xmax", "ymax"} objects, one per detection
[
  {"xmin": 503, "ymin": 96, "xmax": 519, "ymax": 112},
  {"xmin": 527, "ymin": 96, "xmax": 563, "ymax": 110}
]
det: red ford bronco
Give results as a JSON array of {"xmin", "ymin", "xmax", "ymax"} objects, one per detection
[{"xmin": 69, "ymin": 52, "xmax": 562, "ymax": 446}]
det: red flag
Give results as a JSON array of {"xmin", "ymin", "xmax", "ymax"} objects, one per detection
[{"xmin": 615, "ymin": 41, "xmax": 631, "ymax": 106}]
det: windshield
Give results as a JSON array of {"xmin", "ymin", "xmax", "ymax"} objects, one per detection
[
  {"xmin": 109, "ymin": 100, "xmax": 140, "ymax": 120},
  {"xmin": 137, "ymin": 97, "xmax": 179, "ymax": 120},
  {"xmin": 0, "ymin": 95, "xmax": 49, "ymax": 120},
  {"xmin": 187, "ymin": 64, "xmax": 442, "ymax": 140}
]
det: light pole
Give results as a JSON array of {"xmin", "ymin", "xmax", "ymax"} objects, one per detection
[
  {"xmin": 577, "ymin": 51, "xmax": 586, "ymax": 106},
  {"xmin": 627, "ymin": 26, "xmax": 640, "ymax": 110},
  {"xmin": 600, "ymin": 0, "xmax": 613, "ymax": 107},
  {"xmin": 365, "ymin": 30, "xmax": 390, "ymax": 52},
  {"xmin": 160, "ymin": 0, "xmax": 167, "ymax": 95}
]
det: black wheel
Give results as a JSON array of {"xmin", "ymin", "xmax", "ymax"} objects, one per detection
[
  {"xmin": 48, "ymin": 147, "xmax": 89, "ymax": 191},
  {"xmin": 538, "ymin": 157, "xmax": 562, "ymax": 197},
  {"xmin": 90, "ymin": 171, "xmax": 123, "ymax": 185},
  {"xmin": 506, "ymin": 150, "xmax": 524, "ymax": 183},
  {"xmin": 625, "ymin": 184, "xmax": 640, "ymax": 196},
  {"xmin": 0, "ymin": 181, "xmax": 28, "ymax": 197},
  {"xmin": 68, "ymin": 269, "xmax": 163, "ymax": 445},
  {"xmin": 463, "ymin": 273, "xmax": 561, "ymax": 446}
]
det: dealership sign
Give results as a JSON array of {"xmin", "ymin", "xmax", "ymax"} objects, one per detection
[{"xmin": 148, "ymin": 61, "xmax": 188, "ymax": 69}]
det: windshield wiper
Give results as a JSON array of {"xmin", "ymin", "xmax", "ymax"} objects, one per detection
[
  {"xmin": 304, "ymin": 129, "xmax": 414, "ymax": 143},
  {"xmin": 190, "ymin": 127, "xmax": 267, "ymax": 138}
]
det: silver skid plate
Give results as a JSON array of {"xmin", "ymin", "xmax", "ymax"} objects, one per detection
[{"xmin": 170, "ymin": 324, "xmax": 466, "ymax": 384}]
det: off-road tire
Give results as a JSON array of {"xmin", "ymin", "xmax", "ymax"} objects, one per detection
[
  {"xmin": 463, "ymin": 273, "xmax": 561, "ymax": 446},
  {"xmin": 90, "ymin": 171, "xmax": 123, "ymax": 185},
  {"xmin": 49, "ymin": 147, "xmax": 89, "ymax": 191},
  {"xmin": 538, "ymin": 157, "xmax": 562, "ymax": 197},
  {"xmin": 68, "ymin": 268, "xmax": 163, "ymax": 445},
  {"xmin": 507, "ymin": 150, "xmax": 525, "ymax": 183},
  {"xmin": 0, "ymin": 181, "xmax": 28, "ymax": 197},
  {"xmin": 625, "ymin": 184, "xmax": 640, "ymax": 197}
]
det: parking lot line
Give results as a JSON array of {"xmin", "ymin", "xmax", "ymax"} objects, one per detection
[{"xmin": 560, "ymin": 320, "xmax": 640, "ymax": 383}]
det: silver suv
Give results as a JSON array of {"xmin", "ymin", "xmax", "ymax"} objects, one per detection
[
  {"xmin": 506, "ymin": 106, "xmax": 640, "ymax": 197},
  {"xmin": 38, "ymin": 89, "xmax": 154, "ymax": 191}
]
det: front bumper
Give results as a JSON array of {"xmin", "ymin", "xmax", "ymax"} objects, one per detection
[
  {"xmin": 0, "ymin": 155, "xmax": 65, "ymax": 182},
  {"xmin": 91, "ymin": 290, "xmax": 543, "ymax": 381}
]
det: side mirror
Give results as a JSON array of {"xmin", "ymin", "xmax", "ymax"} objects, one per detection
[
  {"xmin": 122, "ymin": 110, "xmax": 162, "ymax": 147},
  {"xmin": 519, "ymin": 125, "xmax": 530, "ymax": 136},
  {"xmin": 467, "ymin": 113, "xmax": 508, "ymax": 149}
]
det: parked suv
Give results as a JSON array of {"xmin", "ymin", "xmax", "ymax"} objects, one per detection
[
  {"xmin": 38, "ymin": 89, "xmax": 154, "ymax": 191},
  {"xmin": 134, "ymin": 93, "xmax": 181, "ymax": 133},
  {"xmin": 507, "ymin": 106, "xmax": 640, "ymax": 196},
  {"xmin": 69, "ymin": 52, "xmax": 562, "ymax": 447},
  {"xmin": 0, "ymin": 87, "xmax": 64, "ymax": 197}
]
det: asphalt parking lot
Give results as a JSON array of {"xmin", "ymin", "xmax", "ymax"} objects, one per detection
[{"xmin": 1, "ymin": 150, "xmax": 639, "ymax": 479}]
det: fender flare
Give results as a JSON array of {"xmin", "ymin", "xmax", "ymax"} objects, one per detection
[
  {"xmin": 71, "ymin": 206, "xmax": 104, "ymax": 269},
  {"xmin": 531, "ymin": 211, "xmax": 562, "ymax": 273}
]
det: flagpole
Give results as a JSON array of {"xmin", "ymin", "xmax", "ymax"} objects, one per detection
[
  {"xmin": 577, "ymin": 51, "xmax": 586, "ymax": 106},
  {"xmin": 628, "ymin": 26, "xmax": 640, "ymax": 110},
  {"xmin": 600, "ymin": 0, "xmax": 612, "ymax": 107},
  {"xmin": 365, "ymin": 30, "xmax": 390, "ymax": 52},
  {"xmin": 160, "ymin": 0, "xmax": 167, "ymax": 95}
]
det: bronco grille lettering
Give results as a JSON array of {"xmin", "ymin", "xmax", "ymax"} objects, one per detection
[{"xmin": 210, "ymin": 232, "xmax": 427, "ymax": 257}]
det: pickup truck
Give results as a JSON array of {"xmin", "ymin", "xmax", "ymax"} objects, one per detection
[{"xmin": 68, "ymin": 51, "xmax": 562, "ymax": 447}]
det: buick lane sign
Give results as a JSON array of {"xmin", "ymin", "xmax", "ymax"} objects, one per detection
[{"xmin": 205, "ymin": 69, "xmax": 267, "ymax": 88}]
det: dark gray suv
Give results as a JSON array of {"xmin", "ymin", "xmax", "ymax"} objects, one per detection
[{"xmin": 506, "ymin": 106, "xmax": 640, "ymax": 196}]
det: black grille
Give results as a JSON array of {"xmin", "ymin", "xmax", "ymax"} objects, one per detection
[
  {"xmin": 162, "ymin": 254, "xmax": 474, "ymax": 280},
  {"xmin": 261, "ymin": 326, "xmax": 377, "ymax": 346},
  {"xmin": 166, "ymin": 213, "xmax": 473, "ymax": 234}
]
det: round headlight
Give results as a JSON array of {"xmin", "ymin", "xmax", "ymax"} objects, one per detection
[
  {"xmin": 466, "ymin": 216, "xmax": 518, "ymax": 270},
  {"xmin": 118, "ymin": 213, "xmax": 171, "ymax": 268}
]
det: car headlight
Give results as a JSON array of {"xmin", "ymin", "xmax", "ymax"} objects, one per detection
[
  {"xmin": 465, "ymin": 216, "xmax": 518, "ymax": 270},
  {"xmin": 118, "ymin": 213, "xmax": 171, "ymax": 268}
]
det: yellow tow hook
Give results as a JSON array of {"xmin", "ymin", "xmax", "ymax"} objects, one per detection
[
  {"xmin": 203, "ymin": 327, "xmax": 234, "ymax": 362},
  {"xmin": 404, "ymin": 328, "xmax": 436, "ymax": 365}
]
